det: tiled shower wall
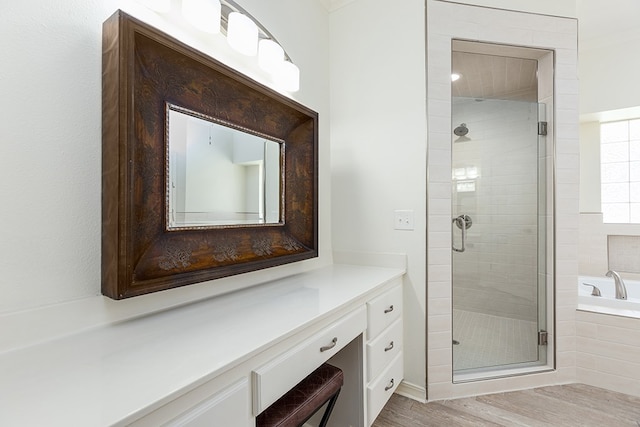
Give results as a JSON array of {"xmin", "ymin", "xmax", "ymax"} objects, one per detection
[
  {"xmin": 579, "ymin": 213, "xmax": 640, "ymax": 280},
  {"xmin": 452, "ymin": 98, "xmax": 540, "ymax": 322},
  {"xmin": 608, "ymin": 235, "xmax": 640, "ymax": 273}
]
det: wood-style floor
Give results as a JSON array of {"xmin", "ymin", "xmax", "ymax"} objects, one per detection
[{"xmin": 372, "ymin": 384, "xmax": 640, "ymax": 426}]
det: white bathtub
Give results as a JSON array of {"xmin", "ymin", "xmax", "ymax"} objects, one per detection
[{"xmin": 578, "ymin": 275, "xmax": 640, "ymax": 318}]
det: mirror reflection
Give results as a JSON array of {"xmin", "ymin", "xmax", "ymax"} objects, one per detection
[{"xmin": 167, "ymin": 107, "xmax": 282, "ymax": 229}]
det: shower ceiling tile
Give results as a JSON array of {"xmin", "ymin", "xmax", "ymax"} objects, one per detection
[{"xmin": 452, "ymin": 51, "xmax": 537, "ymax": 101}]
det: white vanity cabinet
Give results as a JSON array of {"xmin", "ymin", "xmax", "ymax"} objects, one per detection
[
  {"xmin": 0, "ymin": 264, "xmax": 405, "ymax": 427},
  {"xmin": 128, "ymin": 376, "xmax": 253, "ymax": 427},
  {"xmin": 162, "ymin": 380, "xmax": 251, "ymax": 427},
  {"xmin": 252, "ymin": 307, "xmax": 367, "ymax": 415},
  {"xmin": 365, "ymin": 282, "xmax": 404, "ymax": 425}
]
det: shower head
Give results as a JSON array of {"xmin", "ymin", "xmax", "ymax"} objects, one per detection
[
  {"xmin": 453, "ymin": 123, "xmax": 469, "ymax": 137},
  {"xmin": 453, "ymin": 123, "xmax": 471, "ymax": 143}
]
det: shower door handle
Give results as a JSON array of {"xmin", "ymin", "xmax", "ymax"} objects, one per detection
[{"xmin": 452, "ymin": 215, "xmax": 472, "ymax": 253}]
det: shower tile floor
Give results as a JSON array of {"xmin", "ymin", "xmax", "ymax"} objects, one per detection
[{"xmin": 453, "ymin": 309, "xmax": 539, "ymax": 371}]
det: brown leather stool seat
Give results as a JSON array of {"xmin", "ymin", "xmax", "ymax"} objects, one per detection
[{"xmin": 256, "ymin": 363, "xmax": 344, "ymax": 427}]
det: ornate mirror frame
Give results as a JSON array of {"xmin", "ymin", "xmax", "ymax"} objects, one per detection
[{"xmin": 102, "ymin": 11, "xmax": 318, "ymax": 299}]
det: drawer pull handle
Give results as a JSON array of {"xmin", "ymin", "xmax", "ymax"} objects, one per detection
[
  {"xmin": 384, "ymin": 305, "xmax": 394, "ymax": 314},
  {"xmin": 385, "ymin": 378, "xmax": 395, "ymax": 391},
  {"xmin": 320, "ymin": 337, "xmax": 338, "ymax": 352},
  {"xmin": 384, "ymin": 341, "xmax": 394, "ymax": 352}
]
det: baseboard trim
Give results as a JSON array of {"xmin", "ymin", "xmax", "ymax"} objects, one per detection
[{"xmin": 395, "ymin": 381, "xmax": 427, "ymax": 403}]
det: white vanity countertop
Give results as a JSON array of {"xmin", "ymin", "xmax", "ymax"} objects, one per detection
[{"xmin": 0, "ymin": 264, "xmax": 403, "ymax": 426}]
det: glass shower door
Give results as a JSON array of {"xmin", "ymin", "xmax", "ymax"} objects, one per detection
[{"xmin": 451, "ymin": 96, "xmax": 549, "ymax": 376}]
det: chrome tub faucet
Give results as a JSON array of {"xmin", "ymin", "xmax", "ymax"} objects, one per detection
[{"xmin": 606, "ymin": 270, "xmax": 628, "ymax": 300}]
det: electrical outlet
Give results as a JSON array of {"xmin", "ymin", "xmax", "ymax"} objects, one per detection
[{"xmin": 394, "ymin": 210, "xmax": 414, "ymax": 230}]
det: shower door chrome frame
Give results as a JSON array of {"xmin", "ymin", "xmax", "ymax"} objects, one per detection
[{"xmin": 450, "ymin": 41, "xmax": 555, "ymax": 383}]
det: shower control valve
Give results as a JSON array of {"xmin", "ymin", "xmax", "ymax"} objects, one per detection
[{"xmin": 453, "ymin": 214, "xmax": 472, "ymax": 230}]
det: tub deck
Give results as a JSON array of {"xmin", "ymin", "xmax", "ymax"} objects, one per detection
[{"xmin": 579, "ymin": 275, "xmax": 640, "ymax": 319}]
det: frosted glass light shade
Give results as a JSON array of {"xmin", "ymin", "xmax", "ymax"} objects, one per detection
[
  {"xmin": 139, "ymin": 0, "xmax": 171, "ymax": 13},
  {"xmin": 258, "ymin": 39, "xmax": 285, "ymax": 73},
  {"xmin": 275, "ymin": 61, "xmax": 300, "ymax": 92},
  {"xmin": 182, "ymin": 0, "xmax": 221, "ymax": 34},
  {"xmin": 227, "ymin": 12, "xmax": 258, "ymax": 56}
]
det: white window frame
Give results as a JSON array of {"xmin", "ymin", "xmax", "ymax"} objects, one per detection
[{"xmin": 600, "ymin": 118, "xmax": 640, "ymax": 223}]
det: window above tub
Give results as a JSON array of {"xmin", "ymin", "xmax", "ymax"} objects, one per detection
[{"xmin": 600, "ymin": 118, "xmax": 640, "ymax": 223}]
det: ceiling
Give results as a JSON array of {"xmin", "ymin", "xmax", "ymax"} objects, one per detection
[{"xmin": 451, "ymin": 52, "xmax": 538, "ymax": 101}]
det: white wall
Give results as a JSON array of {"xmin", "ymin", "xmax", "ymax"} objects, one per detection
[
  {"xmin": 577, "ymin": 3, "xmax": 640, "ymax": 373},
  {"xmin": 329, "ymin": 0, "xmax": 579, "ymax": 398},
  {"xmin": 579, "ymin": 39, "xmax": 640, "ymax": 117},
  {"xmin": 185, "ymin": 122, "xmax": 245, "ymax": 216},
  {"xmin": 579, "ymin": 122, "xmax": 601, "ymax": 212},
  {"xmin": 331, "ymin": 0, "xmax": 578, "ymax": 16},
  {"xmin": 576, "ymin": 1, "xmax": 640, "ymax": 279},
  {"xmin": 578, "ymin": 0, "xmax": 640, "ymax": 117},
  {"xmin": 577, "ymin": 0, "xmax": 640, "ymax": 212},
  {"xmin": 435, "ymin": 0, "xmax": 576, "ymax": 17},
  {"xmin": 0, "ymin": 0, "xmax": 330, "ymax": 314},
  {"xmin": 329, "ymin": 0, "xmax": 427, "ymax": 391}
]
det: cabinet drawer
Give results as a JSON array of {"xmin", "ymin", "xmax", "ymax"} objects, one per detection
[
  {"xmin": 366, "ymin": 318, "xmax": 402, "ymax": 381},
  {"xmin": 367, "ymin": 283, "xmax": 402, "ymax": 339},
  {"xmin": 367, "ymin": 352, "xmax": 403, "ymax": 426},
  {"xmin": 252, "ymin": 306, "xmax": 366, "ymax": 415}
]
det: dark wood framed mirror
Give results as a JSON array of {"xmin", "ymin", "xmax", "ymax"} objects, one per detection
[{"xmin": 102, "ymin": 10, "xmax": 318, "ymax": 299}]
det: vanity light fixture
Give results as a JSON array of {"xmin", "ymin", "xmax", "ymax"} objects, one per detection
[
  {"xmin": 258, "ymin": 39, "xmax": 284, "ymax": 73},
  {"xmin": 259, "ymin": 39, "xmax": 300, "ymax": 92},
  {"xmin": 451, "ymin": 73, "xmax": 461, "ymax": 82},
  {"xmin": 220, "ymin": 0, "xmax": 300, "ymax": 91},
  {"xmin": 182, "ymin": 0, "xmax": 222, "ymax": 33},
  {"xmin": 275, "ymin": 61, "xmax": 300, "ymax": 93},
  {"xmin": 227, "ymin": 11, "xmax": 258, "ymax": 55},
  {"xmin": 135, "ymin": 0, "xmax": 301, "ymax": 92}
]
